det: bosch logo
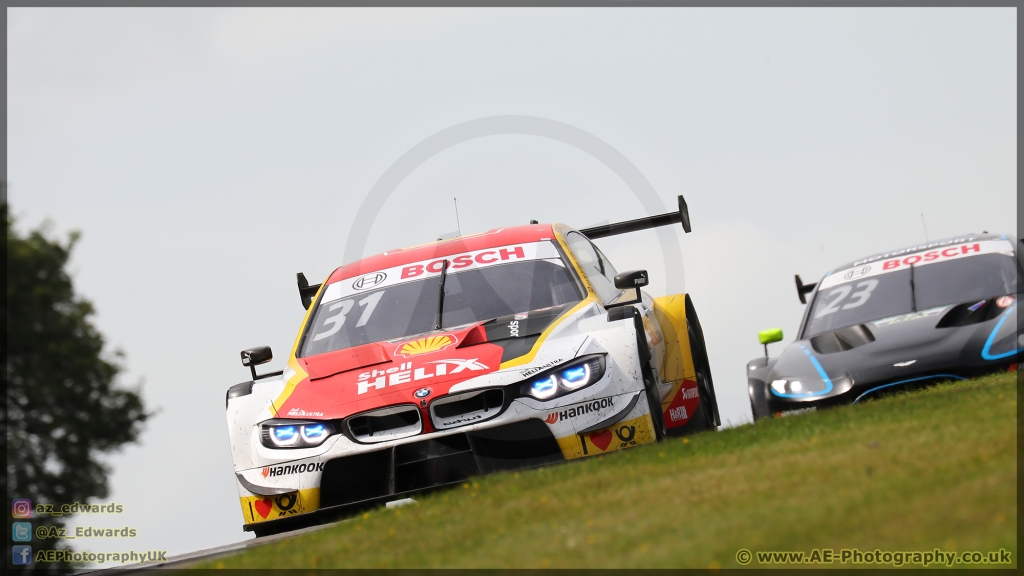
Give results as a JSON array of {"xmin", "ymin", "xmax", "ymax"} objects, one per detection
[
  {"xmin": 414, "ymin": 388, "xmax": 431, "ymax": 399},
  {"xmin": 352, "ymin": 272, "xmax": 387, "ymax": 291},
  {"xmin": 844, "ymin": 266, "xmax": 871, "ymax": 280}
]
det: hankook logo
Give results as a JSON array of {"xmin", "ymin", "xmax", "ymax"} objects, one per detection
[
  {"xmin": 260, "ymin": 462, "xmax": 325, "ymax": 477},
  {"xmin": 352, "ymin": 272, "xmax": 387, "ymax": 291}
]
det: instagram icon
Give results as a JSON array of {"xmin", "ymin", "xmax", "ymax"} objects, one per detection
[{"xmin": 12, "ymin": 499, "xmax": 32, "ymax": 518}]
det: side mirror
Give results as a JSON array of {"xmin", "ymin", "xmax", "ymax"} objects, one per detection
[
  {"xmin": 795, "ymin": 274, "xmax": 816, "ymax": 305},
  {"xmin": 607, "ymin": 270, "xmax": 648, "ymax": 309},
  {"xmin": 758, "ymin": 328, "xmax": 783, "ymax": 357},
  {"xmin": 297, "ymin": 273, "xmax": 322, "ymax": 310},
  {"xmin": 241, "ymin": 346, "xmax": 273, "ymax": 380},
  {"xmin": 614, "ymin": 269, "xmax": 649, "ymax": 290}
]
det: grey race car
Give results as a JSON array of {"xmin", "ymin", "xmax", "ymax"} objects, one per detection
[{"xmin": 748, "ymin": 233, "xmax": 1022, "ymax": 419}]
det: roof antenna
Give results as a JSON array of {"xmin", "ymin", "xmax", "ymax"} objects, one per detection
[
  {"xmin": 920, "ymin": 213, "xmax": 929, "ymax": 242},
  {"xmin": 454, "ymin": 198, "xmax": 462, "ymax": 237}
]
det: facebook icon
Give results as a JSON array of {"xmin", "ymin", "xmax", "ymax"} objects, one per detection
[{"xmin": 12, "ymin": 545, "xmax": 33, "ymax": 566}]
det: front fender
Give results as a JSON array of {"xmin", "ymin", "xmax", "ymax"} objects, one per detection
[
  {"xmin": 747, "ymin": 356, "xmax": 773, "ymax": 421},
  {"xmin": 650, "ymin": 293, "xmax": 710, "ymax": 429}
]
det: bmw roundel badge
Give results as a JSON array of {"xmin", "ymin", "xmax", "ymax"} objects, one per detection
[{"xmin": 414, "ymin": 388, "xmax": 431, "ymax": 399}]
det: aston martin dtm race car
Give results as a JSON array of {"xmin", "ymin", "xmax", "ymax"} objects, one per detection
[
  {"xmin": 225, "ymin": 196, "xmax": 720, "ymax": 536},
  {"xmin": 748, "ymin": 233, "xmax": 1022, "ymax": 420}
]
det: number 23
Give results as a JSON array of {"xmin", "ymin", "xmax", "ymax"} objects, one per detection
[{"xmin": 814, "ymin": 279, "xmax": 878, "ymax": 319}]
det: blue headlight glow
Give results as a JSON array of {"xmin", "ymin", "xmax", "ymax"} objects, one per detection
[
  {"xmin": 559, "ymin": 365, "xmax": 590, "ymax": 389},
  {"xmin": 301, "ymin": 423, "xmax": 327, "ymax": 441},
  {"xmin": 272, "ymin": 426, "xmax": 298, "ymax": 444},
  {"xmin": 530, "ymin": 376, "xmax": 558, "ymax": 399},
  {"xmin": 262, "ymin": 420, "xmax": 335, "ymax": 449},
  {"xmin": 520, "ymin": 355, "xmax": 606, "ymax": 401}
]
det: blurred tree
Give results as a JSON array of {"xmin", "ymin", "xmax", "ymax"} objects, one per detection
[{"xmin": 5, "ymin": 188, "xmax": 150, "ymax": 571}]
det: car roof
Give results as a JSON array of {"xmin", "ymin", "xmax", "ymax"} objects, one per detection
[
  {"xmin": 324, "ymin": 223, "xmax": 562, "ymax": 285},
  {"xmin": 829, "ymin": 232, "xmax": 1016, "ymax": 273}
]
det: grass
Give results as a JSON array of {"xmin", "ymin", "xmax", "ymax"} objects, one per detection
[{"xmin": 200, "ymin": 372, "xmax": 1017, "ymax": 569}]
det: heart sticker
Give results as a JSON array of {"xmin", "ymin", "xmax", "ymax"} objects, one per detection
[
  {"xmin": 254, "ymin": 498, "xmax": 272, "ymax": 519},
  {"xmin": 590, "ymin": 429, "xmax": 613, "ymax": 451}
]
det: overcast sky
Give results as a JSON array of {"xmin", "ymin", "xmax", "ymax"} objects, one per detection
[{"xmin": 7, "ymin": 7, "xmax": 1016, "ymax": 562}]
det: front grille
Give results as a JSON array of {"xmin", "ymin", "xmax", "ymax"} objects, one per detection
[
  {"xmin": 318, "ymin": 419, "xmax": 563, "ymax": 509},
  {"xmin": 430, "ymin": 389, "xmax": 504, "ymax": 430},
  {"xmin": 346, "ymin": 405, "xmax": 422, "ymax": 443}
]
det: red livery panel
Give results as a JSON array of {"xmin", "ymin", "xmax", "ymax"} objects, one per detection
[
  {"xmin": 303, "ymin": 343, "xmax": 391, "ymax": 380},
  {"xmin": 325, "ymin": 225, "xmax": 555, "ymax": 286},
  {"xmin": 282, "ymin": 324, "xmax": 506, "ymax": 421},
  {"xmin": 663, "ymin": 380, "xmax": 701, "ymax": 428}
]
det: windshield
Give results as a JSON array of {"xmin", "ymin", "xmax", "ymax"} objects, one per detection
[
  {"xmin": 301, "ymin": 258, "xmax": 582, "ymax": 357},
  {"xmin": 803, "ymin": 244, "xmax": 1020, "ymax": 338}
]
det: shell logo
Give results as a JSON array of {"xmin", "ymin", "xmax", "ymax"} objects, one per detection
[{"xmin": 396, "ymin": 334, "xmax": 457, "ymax": 357}]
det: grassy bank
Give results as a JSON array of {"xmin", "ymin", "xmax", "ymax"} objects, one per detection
[{"xmin": 202, "ymin": 371, "xmax": 1017, "ymax": 568}]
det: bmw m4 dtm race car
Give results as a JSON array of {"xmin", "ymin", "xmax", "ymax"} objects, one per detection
[
  {"xmin": 225, "ymin": 196, "xmax": 720, "ymax": 536},
  {"xmin": 748, "ymin": 233, "xmax": 1022, "ymax": 420}
]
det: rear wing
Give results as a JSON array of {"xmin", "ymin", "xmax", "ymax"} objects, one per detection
[{"xmin": 580, "ymin": 195, "xmax": 691, "ymax": 240}]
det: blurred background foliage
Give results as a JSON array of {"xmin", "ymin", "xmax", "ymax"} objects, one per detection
[{"xmin": 5, "ymin": 183, "xmax": 151, "ymax": 571}]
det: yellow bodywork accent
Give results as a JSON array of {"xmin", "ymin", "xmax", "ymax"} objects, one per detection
[
  {"xmin": 498, "ymin": 297, "xmax": 596, "ymax": 369},
  {"xmin": 271, "ymin": 279, "xmax": 325, "ymax": 415},
  {"xmin": 552, "ymin": 223, "xmax": 600, "ymax": 299},
  {"xmin": 652, "ymin": 294, "xmax": 697, "ymax": 411},
  {"xmin": 240, "ymin": 487, "xmax": 320, "ymax": 524},
  {"xmin": 556, "ymin": 413, "xmax": 656, "ymax": 459}
]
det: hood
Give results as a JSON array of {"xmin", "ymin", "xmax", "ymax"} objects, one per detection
[
  {"xmin": 275, "ymin": 303, "xmax": 576, "ymax": 421},
  {"xmin": 768, "ymin": 295, "xmax": 1020, "ymax": 398}
]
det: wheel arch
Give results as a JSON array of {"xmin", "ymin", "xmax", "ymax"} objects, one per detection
[{"xmin": 651, "ymin": 293, "xmax": 720, "ymax": 427}]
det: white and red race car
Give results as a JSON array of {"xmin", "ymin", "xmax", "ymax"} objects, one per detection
[{"xmin": 225, "ymin": 197, "xmax": 719, "ymax": 536}]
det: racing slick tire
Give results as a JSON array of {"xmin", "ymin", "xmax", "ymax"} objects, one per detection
[
  {"xmin": 645, "ymin": 373, "xmax": 667, "ymax": 442},
  {"xmin": 635, "ymin": 309, "xmax": 667, "ymax": 442},
  {"xmin": 667, "ymin": 297, "xmax": 719, "ymax": 436}
]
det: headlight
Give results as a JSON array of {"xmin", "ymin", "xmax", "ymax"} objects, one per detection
[
  {"xmin": 520, "ymin": 355, "xmax": 606, "ymax": 401},
  {"xmin": 529, "ymin": 375, "xmax": 559, "ymax": 399},
  {"xmin": 768, "ymin": 375, "xmax": 845, "ymax": 397},
  {"xmin": 261, "ymin": 420, "xmax": 336, "ymax": 449}
]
